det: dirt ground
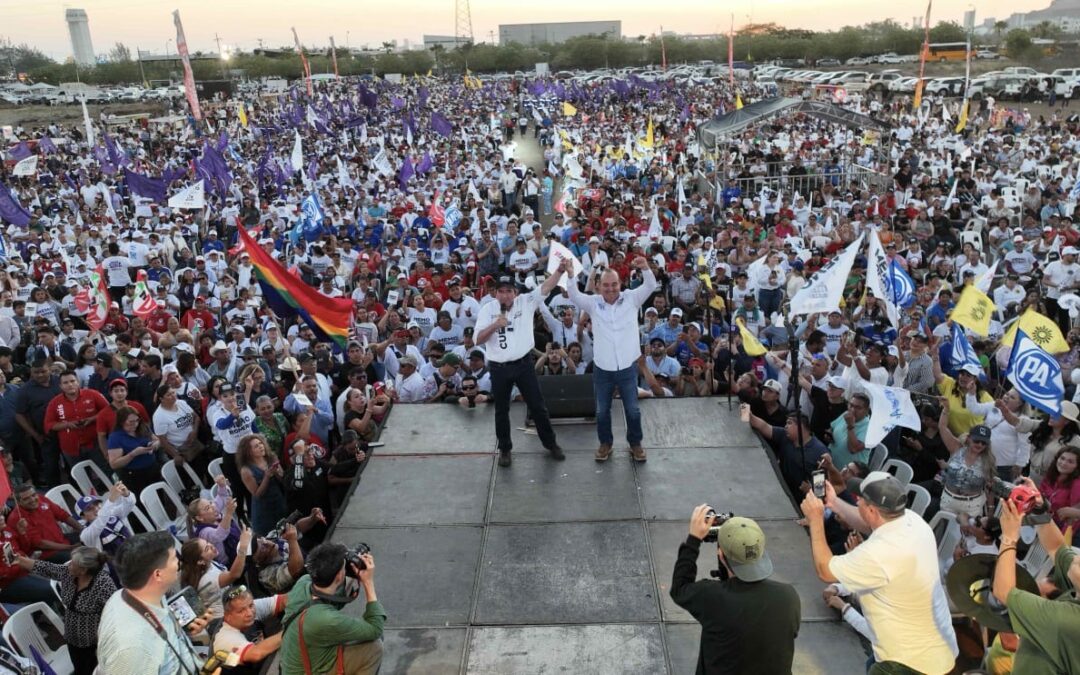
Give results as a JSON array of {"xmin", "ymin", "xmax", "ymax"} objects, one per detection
[{"xmin": 0, "ymin": 101, "xmax": 170, "ymax": 129}]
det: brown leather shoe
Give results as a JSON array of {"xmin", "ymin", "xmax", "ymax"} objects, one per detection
[
  {"xmin": 595, "ymin": 443, "xmax": 613, "ymax": 462},
  {"xmin": 630, "ymin": 445, "xmax": 647, "ymax": 462}
]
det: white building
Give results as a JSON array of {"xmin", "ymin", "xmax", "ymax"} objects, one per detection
[
  {"xmin": 498, "ymin": 21, "xmax": 621, "ymax": 46},
  {"xmin": 65, "ymin": 8, "xmax": 95, "ymax": 67}
]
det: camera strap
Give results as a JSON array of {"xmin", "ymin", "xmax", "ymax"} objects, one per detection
[
  {"xmin": 120, "ymin": 590, "xmax": 199, "ymax": 675},
  {"xmin": 295, "ymin": 605, "xmax": 345, "ymax": 675}
]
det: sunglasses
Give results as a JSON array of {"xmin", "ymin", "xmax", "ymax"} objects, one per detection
[{"xmin": 223, "ymin": 584, "xmax": 249, "ymax": 602}]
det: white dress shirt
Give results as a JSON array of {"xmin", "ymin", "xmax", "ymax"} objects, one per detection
[{"xmin": 567, "ymin": 269, "xmax": 658, "ymax": 371}]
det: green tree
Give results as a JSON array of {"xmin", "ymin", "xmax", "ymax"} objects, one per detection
[
  {"xmin": 1030, "ymin": 20, "xmax": 1062, "ymax": 40},
  {"xmin": 994, "ymin": 21, "xmax": 1009, "ymax": 44},
  {"xmin": 108, "ymin": 42, "xmax": 131, "ymax": 63},
  {"xmin": 1004, "ymin": 28, "xmax": 1033, "ymax": 58},
  {"xmin": 929, "ymin": 21, "xmax": 966, "ymax": 44}
]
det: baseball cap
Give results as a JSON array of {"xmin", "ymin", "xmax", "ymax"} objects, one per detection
[
  {"xmin": 846, "ymin": 471, "xmax": 907, "ymax": 515},
  {"xmin": 399, "ymin": 355, "xmax": 418, "ymax": 368},
  {"xmin": 826, "ymin": 375, "xmax": 849, "ymax": 390},
  {"xmin": 496, "ymin": 275, "xmax": 516, "ymax": 290},
  {"xmin": 1063, "ymin": 246, "xmax": 1079, "ymax": 256},
  {"xmin": 76, "ymin": 495, "xmax": 102, "ymax": 513},
  {"xmin": 762, "ymin": 379, "xmax": 782, "ymax": 393},
  {"xmin": 109, "ymin": 378, "xmax": 128, "ymax": 390},
  {"xmin": 715, "ymin": 517, "xmax": 773, "ymax": 582},
  {"xmin": 959, "ymin": 363, "xmax": 982, "ymax": 376},
  {"xmin": 968, "ymin": 424, "xmax": 992, "ymax": 442},
  {"xmin": 670, "ymin": 307, "xmax": 683, "ymax": 317},
  {"xmin": 649, "ymin": 337, "xmax": 666, "ymax": 347},
  {"xmin": 437, "ymin": 353, "xmax": 462, "ymax": 367}
]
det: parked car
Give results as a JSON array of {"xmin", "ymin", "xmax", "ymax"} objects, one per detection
[
  {"xmin": 975, "ymin": 49, "xmax": 999, "ymax": 59},
  {"xmin": 877, "ymin": 53, "xmax": 904, "ymax": 64},
  {"xmin": 868, "ymin": 70, "xmax": 904, "ymax": 92},
  {"xmin": 888, "ymin": 77, "xmax": 918, "ymax": 94},
  {"xmin": 925, "ymin": 77, "xmax": 965, "ymax": 96},
  {"xmin": 817, "ymin": 58, "xmax": 841, "ymax": 67},
  {"xmin": 846, "ymin": 57, "xmax": 870, "ymax": 66}
]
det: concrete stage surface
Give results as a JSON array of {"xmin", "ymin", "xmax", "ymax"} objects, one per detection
[{"xmin": 329, "ymin": 398, "xmax": 869, "ymax": 674}]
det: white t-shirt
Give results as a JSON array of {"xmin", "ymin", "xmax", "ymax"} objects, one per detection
[
  {"xmin": 475, "ymin": 287, "xmax": 542, "ymax": 362},
  {"xmin": 212, "ymin": 595, "xmax": 286, "ymax": 663},
  {"xmin": 828, "ymin": 511, "xmax": 958, "ymax": 672},
  {"xmin": 407, "ymin": 307, "xmax": 437, "ymax": 336},
  {"xmin": 1043, "ymin": 259, "xmax": 1080, "ymax": 299},
  {"xmin": 153, "ymin": 400, "xmax": 197, "ymax": 447},
  {"xmin": 103, "ymin": 255, "xmax": 131, "ymax": 287}
]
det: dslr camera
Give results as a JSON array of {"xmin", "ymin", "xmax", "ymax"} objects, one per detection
[
  {"xmin": 266, "ymin": 510, "xmax": 303, "ymax": 541},
  {"xmin": 344, "ymin": 543, "xmax": 372, "ymax": 577},
  {"xmin": 702, "ymin": 507, "xmax": 735, "ymax": 543}
]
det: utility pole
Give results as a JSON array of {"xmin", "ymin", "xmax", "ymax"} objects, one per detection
[{"xmin": 136, "ymin": 47, "xmax": 148, "ymax": 87}]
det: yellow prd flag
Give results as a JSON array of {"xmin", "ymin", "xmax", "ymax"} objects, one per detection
[
  {"xmin": 562, "ymin": 101, "xmax": 577, "ymax": 116},
  {"xmin": 950, "ymin": 285, "xmax": 994, "ymax": 337},
  {"xmin": 735, "ymin": 94, "xmax": 743, "ymax": 110},
  {"xmin": 1002, "ymin": 308, "xmax": 1070, "ymax": 354},
  {"xmin": 237, "ymin": 102, "xmax": 248, "ymax": 128},
  {"xmin": 643, "ymin": 116, "xmax": 654, "ymax": 148},
  {"xmin": 954, "ymin": 99, "xmax": 969, "ymax": 133},
  {"xmin": 735, "ymin": 317, "xmax": 767, "ymax": 356}
]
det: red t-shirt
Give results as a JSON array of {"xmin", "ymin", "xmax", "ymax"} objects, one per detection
[
  {"xmin": 0, "ymin": 529, "xmax": 28, "ymax": 583},
  {"xmin": 96, "ymin": 401, "xmax": 150, "ymax": 441},
  {"xmin": 13, "ymin": 497, "xmax": 69, "ymax": 553},
  {"xmin": 43, "ymin": 389, "xmax": 111, "ymax": 457},
  {"xmin": 182, "ymin": 309, "xmax": 216, "ymax": 332}
]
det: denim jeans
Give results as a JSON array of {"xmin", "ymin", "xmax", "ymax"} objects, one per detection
[
  {"xmin": 758, "ymin": 287, "xmax": 783, "ymax": 320},
  {"xmin": 593, "ymin": 365, "xmax": 643, "ymax": 446}
]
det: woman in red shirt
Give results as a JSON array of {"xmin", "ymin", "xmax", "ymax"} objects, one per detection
[{"xmin": 1039, "ymin": 447, "xmax": 1080, "ymax": 528}]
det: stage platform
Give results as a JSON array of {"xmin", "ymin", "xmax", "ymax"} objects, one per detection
[{"xmin": 328, "ymin": 398, "xmax": 869, "ymax": 674}]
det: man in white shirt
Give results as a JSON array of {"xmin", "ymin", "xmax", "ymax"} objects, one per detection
[
  {"xmin": 1044, "ymin": 246, "xmax": 1080, "ymax": 332},
  {"xmin": 553, "ymin": 256, "xmax": 657, "ymax": 462},
  {"xmin": 801, "ymin": 473, "xmax": 959, "ymax": 675},
  {"xmin": 474, "ymin": 274, "xmax": 564, "ymax": 466},
  {"xmin": 212, "ymin": 587, "xmax": 287, "ymax": 669},
  {"xmin": 392, "ymin": 355, "xmax": 427, "ymax": 403}
]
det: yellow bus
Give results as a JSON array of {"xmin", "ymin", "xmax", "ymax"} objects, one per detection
[{"xmin": 928, "ymin": 42, "xmax": 969, "ymax": 62}]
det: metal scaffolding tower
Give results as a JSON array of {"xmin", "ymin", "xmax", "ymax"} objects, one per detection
[{"xmin": 455, "ymin": 0, "xmax": 474, "ymax": 44}]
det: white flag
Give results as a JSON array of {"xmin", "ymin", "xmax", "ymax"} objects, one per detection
[
  {"xmin": 81, "ymin": 98, "xmax": 95, "ymax": 147},
  {"xmin": 336, "ymin": 155, "xmax": 352, "ymax": 188},
  {"xmin": 12, "ymin": 155, "xmax": 37, "ymax": 177},
  {"xmin": 290, "ymin": 130, "xmax": 303, "ymax": 175},
  {"xmin": 788, "ymin": 234, "xmax": 864, "ymax": 317},
  {"xmin": 168, "ymin": 181, "xmax": 206, "ymax": 209},
  {"xmin": 467, "ymin": 179, "xmax": 483, "ymax": 203},
  {"xmin": 942, "ymin": 176, "xmax": 958, "ymax": 211},
  {"xmin": 546, "ymin": 240, "xmax": 583, "ymax": 289},
  {"xmin": 745, "ymin": 253, "xmax": 770, "ymax": 293},
  {"xmin": 372, "ymin": 150, "xmax": 393, "ymax": 177},
  {"xmin": 862, "ymin": 381, "xmax": 922, "ymax": 448},
  {"xmin": 866, "ymin": 228, "xmax": 900, "ymax": 328},
  {"xmin": 976, "ymin": 260, "xmax": 998, "ymax": 293}
]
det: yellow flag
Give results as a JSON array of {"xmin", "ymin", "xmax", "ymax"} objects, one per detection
[
  {"xmin": 643, "ymin": 117, "xmax": 654, "ymax": 148},
  {"xmin": 736, "ymin": 318, "xmax": 767, "ymax": 356},
  {"xmin": 954, "ymin": 99, "xmax": 969, "ymax": 133},
  {"xmin": 426, "ymin": 69, "xmax": 432, "ymax": 78},
  {"xmin": 562, "ymin": 101, "xmax": 577, "ymax": 116},
  {"xmin": 696, "ymin": 254, "xmax": 713, "ymax": 291},
  {"xmin": 735, "ymin": 94, "xmax": 743, "ymax": 110},
  {"xmin": 237, "ymin": 102, "xmax": 248, "ymax": 128},
  {"xmin": 1002, "ymin": 308, "xmax": 1070, "ymax": 354},
  {"xmin": 950, "ymin": 285, "xmax": 994, "ymax": 337}
]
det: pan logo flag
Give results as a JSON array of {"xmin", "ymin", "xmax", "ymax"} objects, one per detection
[
  {"xmin": 1006, "ymin": 327, "xmax": 1064, "ymax": 416},
  {"xmin": 950, "ymin": 322, "xmax": 983, "ymax": 377},
  {"xmin": 949, "ymin": 285, "xmax": 993, "ymax": 337},
  {"xmin": 1002, "ymin": 308, "xmax": 1069, "ymax": 354}
]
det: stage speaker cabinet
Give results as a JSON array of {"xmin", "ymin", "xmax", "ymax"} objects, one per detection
[{"xmin": 532, "ymin": 374, "xmax": 595, "ymax": 421}]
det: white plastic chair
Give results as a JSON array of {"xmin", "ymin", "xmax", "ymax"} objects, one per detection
[
  {"xmin": 44, "ymin": 484, "xmax": 83, "ymax": 531},
  {"xmin": 928, "ymin": 510, "xmax": 963, "ymax": 572},
  {"xmin": 960, "ymin": 230, "xmax": 983, "ymax": 252},
  {"xmin": 881, "ymin": 458, "xmax": 915, "ymax": 487},
  {"xmin": 69, "ymin": 459, "xmax": 114, "ymax": 497},
  {"xmin": 124, "ymin": 505, "xmax": 157, "ymax": 536},
  {"xmin": 867, "ymin": 444, "xmax": 889, "ymax": 472},
  {"xmin": 660, "ymin": 235, "xmax": 677, "ymax": 252},
  {"xmin": 1, "ymin": 602, "xmax": 73, "ymax": 675},
  {"xmin": 161, "ymin": 460, "xmax": 207, "ymax": 496},
  {"xmin": 208, "ymin": 457, "xmax": 224, "ymax": 481},
  {"xmin": 139, "ymin": 482, "xmax": 188, "ymax": 540},
  {"xmin": 906, "ymin": 483, "xmax": 931, "ymax": 518}
]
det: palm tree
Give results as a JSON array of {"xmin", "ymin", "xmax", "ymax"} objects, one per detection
[{"xmin": 994, "ymin": 21, "xmax": 1008, "ymax": 44}]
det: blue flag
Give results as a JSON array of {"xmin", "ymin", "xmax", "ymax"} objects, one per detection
[
  {"xmin": 951, "ymin": 322, "xmax": 983, "ymax": 377},
  {"xmin": 9, "ymin": 141, "xmax": 31, "ymax": 161},
  {"xmin": 1006, "ymin": 327, "xmax": 1064, "ymax": 416},
  {"xmin": 888, "ymin": 260, "xmax": 916, "ymax": 308},
  {"xmin": 0, "ymin": 182, "xmax": 32, "ymax": 226},
  {"xmin": 291, "ymin": 193, "xmax": 325, "ymax": 246}
]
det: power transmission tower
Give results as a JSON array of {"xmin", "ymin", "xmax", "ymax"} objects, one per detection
[{"xmin": 455, "ymin": 0, "xmax": 474, "ymax": 46}]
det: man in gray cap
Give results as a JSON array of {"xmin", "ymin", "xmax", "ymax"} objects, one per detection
[
  {"xmin": 801, "ymin": 472, "xmax": 958, "ymax": 674},
  {"xmin": 670, "ymin": 504, "xmax": 800, "ymax": 674}
]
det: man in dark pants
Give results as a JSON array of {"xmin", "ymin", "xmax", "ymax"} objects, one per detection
[
  {"xmin": 475, "ymin": 275, "xmax": 563, "ymax": 467},
  {"xmin": 670, "ymin": 505, "xmax": 800, "ymax": 674}
]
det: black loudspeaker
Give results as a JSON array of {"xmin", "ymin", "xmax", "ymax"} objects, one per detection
[{"xmin": 536, "ymin": 374, "xmax": 595, "ymax": 419}]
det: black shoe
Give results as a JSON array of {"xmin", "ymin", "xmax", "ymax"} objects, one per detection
[
  {"xmin": 498, "ymin": 450, "xmax": 512, "ymax": 467},
  {"xmin": 546, "ymin": 444, "xmax": 566, "ymax": 461}
]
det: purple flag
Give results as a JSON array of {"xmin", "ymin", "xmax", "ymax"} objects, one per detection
[
  {"xmin": 416, "ymin": 151, "xmax": 434, "ymax": 175},
  {"xmin": 214, "ymin": 130, "xmax": 229, "ymax": 152},
  {"xmin": 345, "ymin": 116, "xmax": 367, "ymax": 129},
  {"xmin": 307, "ymin": 158, "xmax": 318, "ymax": 184},
  {"xmin": 28, "ymin": 645, "xmax": 57, "ymax": 675},
  {"xmin": 391, "ymin": 96, "xmax": 405, "ymax": 110},
  {"xmin": 196, "ymin": 143, "xmax": 232, "ymax": 196},
  {"xmin": 38, "ymin": 136, "xmax": 58, "ymax": 154},
  {"xmin": 163, "ymin": 166, "xmax": 189, "ymax": 184},
  {"xmin": 123, "ymin": 168, "xmax": 168, "ymax": 203},
  {"xmin": 0, "ymin": 182, "xmax": 32, "ymax": 227},
  {"xmin": 8, "ymin": 142, "xmax": 31, "ymax": 161},
  {"xmin": 360, "ymin": 86, "xmax": 378, "ymax": 109},
  {"xmin": 418, "ymin": 87, "xmax": 429, "ymax": 109},
  {"xmin": 104, "ymin": 134, "xmax": 130, "ymax": 168},
  {"xmin": 430, "ymin": 112, "xmax": 453, "ymax": 138},
  {"xmin": 398, "ymin": 157, "xmax": 414, "ymax": 191}
]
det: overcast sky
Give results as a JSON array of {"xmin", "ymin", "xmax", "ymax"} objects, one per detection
[{"xmin": 4, "ymin": 0, "xmax": 1054, "ymax": 60}]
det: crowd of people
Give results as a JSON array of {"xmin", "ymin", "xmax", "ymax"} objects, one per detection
[{"xmin": 0, "ymin": 64, "xmax": 1076, "ymax": 673}]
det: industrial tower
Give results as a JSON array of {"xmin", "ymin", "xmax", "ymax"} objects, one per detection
[
  {"xmin": 66, "ymin": 8, "xmax": 95, "ymax": 67},
  {"xmin": 455, "ymin": 0, "xmax": 474, "ymax": 45}
]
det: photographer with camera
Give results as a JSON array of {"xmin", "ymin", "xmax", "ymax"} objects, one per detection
[
  {"xmin": 279, "ymin": 542, "xmax": 385, "ymax": 675},
  {"xmin": 670, "ymin": 504, "xmax": 800, "ymax": 674}
]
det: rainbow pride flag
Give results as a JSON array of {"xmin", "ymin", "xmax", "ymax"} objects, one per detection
[{"xmin": 237, "ymin": 225, "xmax": 353, "ymax": 348}]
